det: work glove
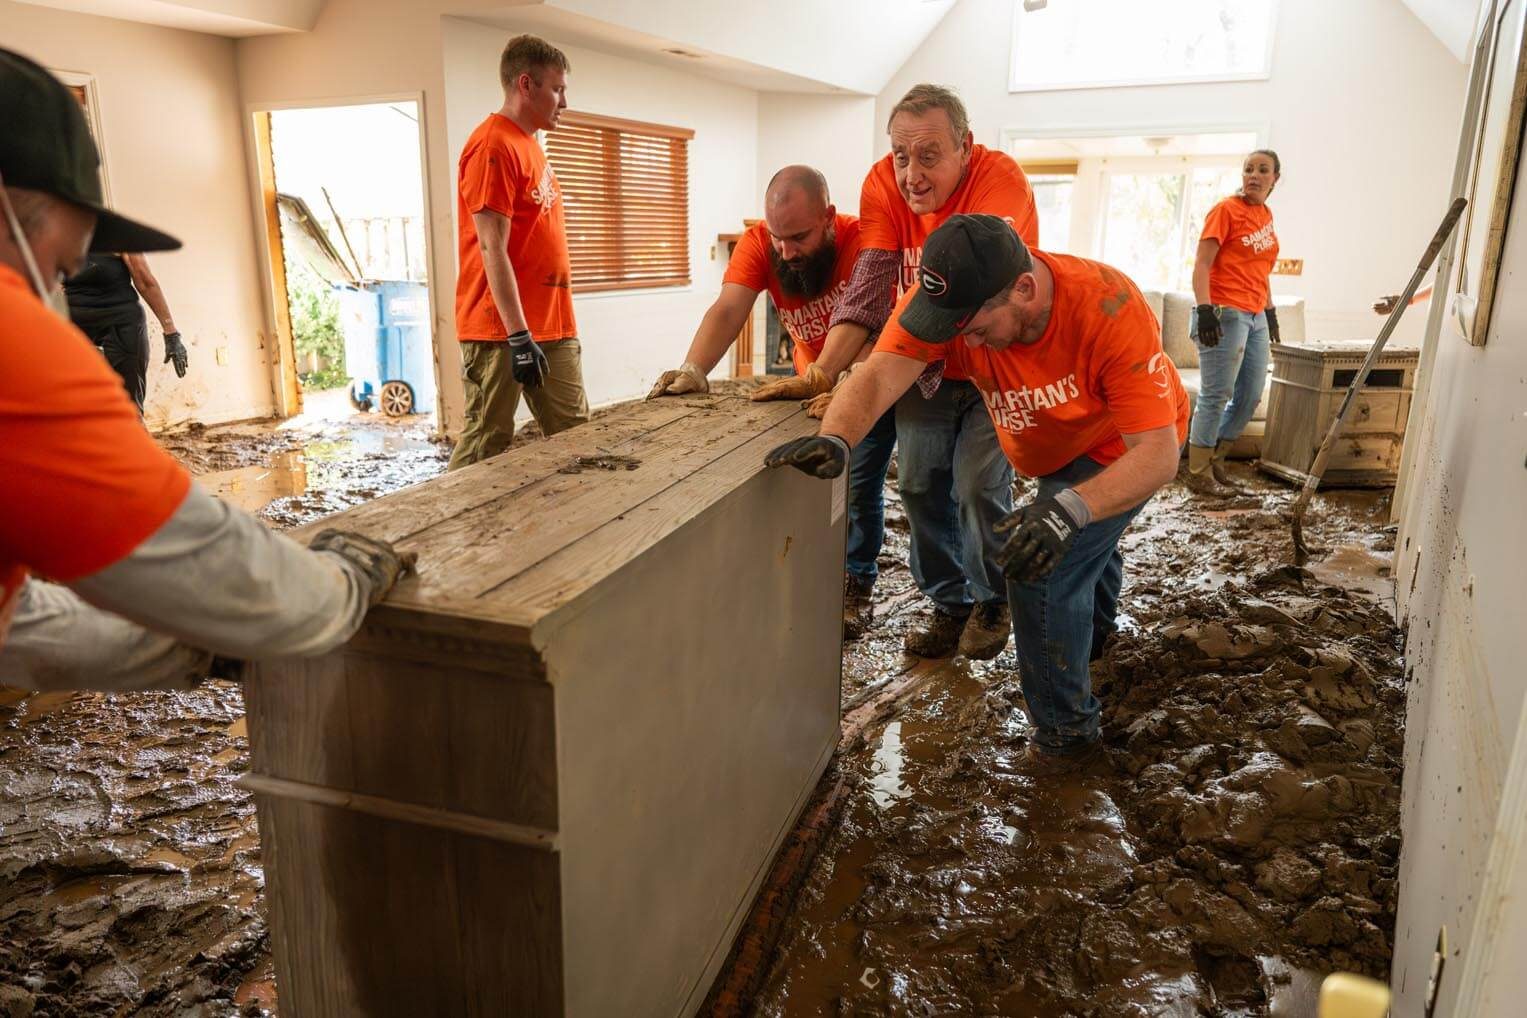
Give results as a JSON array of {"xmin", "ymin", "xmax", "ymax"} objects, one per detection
[
  {"xmin": 764, "ymin": 434, "xmax": 849, "ymax": 479},
  {"xmin": 310, "ymin": 530, "xmax": 418, "ymax": 606},
  {"xmin": 163, "ymin": 332, "xmax": 189, "ymax": 377},
  {"xmin": 1194, "ymin": 305, "xmax": 1221, "ymax": 348},
  {"xmin": 994, "ymin": 490, "xmax": 1089, "ymax": 583},
  {"xmin": 508, "ymin": 330, "xmax": 548, "ymax": 389},
  {"xmin": 646, "ymin": 361, "xmax": 709, "ymax": 399},
  {"xmin": 803, "ymin": 390, "xmax": 834, "ymax": 419},
  {"xmin": 750, "ymin": 362, "xmax": 833, "ymax": 403},
  {"xmin": 1265, "ymin": 306, "xmax": 1281, "ymax": 344},
  {"xmin": 1372, "ymin": 294, "xmax": 1401, "ymax": 315}
]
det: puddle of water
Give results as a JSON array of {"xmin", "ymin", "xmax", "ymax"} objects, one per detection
[
  {"xmin": 1309, "ymin": 541, "xmax": 1394, "ymax": 603},
  {"xmin": 869, "ymin": 721, "xmax": 908, "ymax": 809},
  {"xmin": 202, "ymin": 456, "xmax": 307, "ymax": 514}
]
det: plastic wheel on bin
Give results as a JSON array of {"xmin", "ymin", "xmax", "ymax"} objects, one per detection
[{"xmin": 379, "ymin": 380, "xmax": 415, "ymax": 417}]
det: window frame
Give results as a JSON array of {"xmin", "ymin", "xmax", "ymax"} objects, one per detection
[
  {"xmin": 1007, "ymin": 0, "xmax": 1280, "ymax": 94},
  {"xmin": 546, "ymin": 110, "xmax": 695, "ymax": 294},
  {"xmin": 1095, "ymin": 154, "xmax": 1244, "ymax": 292}
]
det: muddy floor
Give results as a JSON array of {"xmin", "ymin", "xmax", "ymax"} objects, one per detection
[{"xmin": 0, "ymin": 396, "xmax": 1403, "ymax": 1017}]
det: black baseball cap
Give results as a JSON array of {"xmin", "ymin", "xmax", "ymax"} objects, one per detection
[
  {"xmin": 0, "ymin": 48, "xmax": 180, "ymax": 252},
  {"xmin": 898, "ymin": 214, "xmax": 1030, "ymax": 344}
]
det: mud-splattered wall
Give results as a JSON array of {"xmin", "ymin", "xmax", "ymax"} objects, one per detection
[
  {"xmin": 2, "ymin": 0, "xmax": 276, "ymax": 429},
  {"xmin": 1392, "ymin": 1, "xmax": 1527, "ymax": 1012}
]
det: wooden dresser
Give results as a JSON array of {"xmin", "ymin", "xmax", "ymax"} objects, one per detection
[
  {"xmin": 243, "ymin": 394, "xmax": 844, "ymax": 1017},
  {"xmin": 1258, "ymin": 339, "xmax": 1420, "ymax": 487}
]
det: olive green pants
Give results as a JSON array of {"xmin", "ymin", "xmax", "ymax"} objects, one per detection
[{"xmin": 446, "ymin": 339, "xmax": 590, "ymax": 472}]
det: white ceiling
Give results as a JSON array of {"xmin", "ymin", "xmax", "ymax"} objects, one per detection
[
  {"xmin": 467, "ymin": 0, "xmax": 958, "ymax": 95},
  {"xmin": 1398, "ymin": 0, "xmax": 1483, "ymax": 61},
  {"xmin": 14, "ymin": 0, "xmax": 324, "ymax": 35}
]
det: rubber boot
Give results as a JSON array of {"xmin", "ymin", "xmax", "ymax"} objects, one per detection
[
  {"xmin": 1211, "ymin": 440, "xmax": 1248, "ymax": 491},
  {"xmin": 1181, "ymin": 443, "xmax": 1233, "ymax": 496}
]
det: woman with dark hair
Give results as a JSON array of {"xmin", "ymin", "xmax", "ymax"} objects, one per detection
[
  {"xmin": 65, "ymin": 252, "xmax": 187, "ymax": 412},
  {"xmin": 1183, "ymin": 149, "xmax": 1281, "ymax": 494}
]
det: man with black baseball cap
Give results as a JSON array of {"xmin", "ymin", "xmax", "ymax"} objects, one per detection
[
  {"xmin": 768, "ymin": 214, "xmax": 1189, "ymax": 771},
  {"xmin": 0, "ymin": 48, "xmax": 413, "ymax": 691}
]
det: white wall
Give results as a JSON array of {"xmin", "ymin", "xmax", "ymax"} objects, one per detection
[
  {"xmin": 756, "ymin": 93, "xmax": 878, "ymax": 216},
  {"xmin": 878, "ymin": 0, "xmax": 1469, "ymax": 345},
  {"xmin": 3, "ymin": 0, "xmax": 275, "ymax": 428},
  {"xmin": 442, "ymin": 16, "xmax": 760, "ymax": 410}
]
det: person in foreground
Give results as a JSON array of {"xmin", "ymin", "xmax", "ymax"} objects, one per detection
[
  {"xmin": 767, "ymin": 215, "xmax": 1188, "ymax": 771},
  {"xmin": 0, "ymin": 48, "xmax": 412, "ymax": 692}
]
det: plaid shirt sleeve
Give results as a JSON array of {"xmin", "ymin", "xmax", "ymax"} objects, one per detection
[{"xmin": 828, "ymin": 248, "xmax": 899, "ymax": 332}]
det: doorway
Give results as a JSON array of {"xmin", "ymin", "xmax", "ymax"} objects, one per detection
[{"xmin": 251, "ymin": 99, "xmax": 436, "ymax": 427}]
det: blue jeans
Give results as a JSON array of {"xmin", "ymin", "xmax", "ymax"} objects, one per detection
[
  {"xmin": 1009, "ymin": 455, "xmax": 1148, "ymax": 753},
  {"xmin": 846, "ymin": 407, "xmax": 897, "ymax": 581},
  {"xmin": 896, "ymin": 379, "xmax": 1014, "ymax": 614},
  {"xmin": 1188, "ymin": 306, "xmax": 1271, "ymax": 448}
]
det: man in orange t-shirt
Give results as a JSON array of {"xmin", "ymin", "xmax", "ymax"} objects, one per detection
[
  {"xmin": 646, "ymin": 166, "xmax": 895, "ymax": 637},
  {"xmin": 767, "ymin": 215, "xmax": 1186, "ymax": 772},
  {"xmin": 0, "ymin": 48, "xmax": 410, "ymax": 691},
  {"xmin": 759, "ymin": 83, "xmax": 1040, "ymax": 663},
  {"xmin": 449, "ymin": 34, "xmax": 588, "ymax": 471}
]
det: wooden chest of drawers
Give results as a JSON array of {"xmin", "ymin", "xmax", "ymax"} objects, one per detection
[
  {"xmin": 1259, "ymin": 340, "xmax": 1420, "ymax": 487},
  {"xmin": 244, "ymin": 394, "xmax": 844, "ymax": 1016}
]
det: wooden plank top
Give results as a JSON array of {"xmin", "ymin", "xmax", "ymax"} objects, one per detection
[{"xmin": 296, "ymin": 394, "xmax": 817, "ymax": 640}]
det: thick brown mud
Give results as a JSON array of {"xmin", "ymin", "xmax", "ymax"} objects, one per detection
[
  {"xmin": 2, "ymin": 404, "xmax": 1403, "ymax": 1016},
  {"xmin": 755, "ymin": 464, "xmax": 1404, "ymax": 1017}
]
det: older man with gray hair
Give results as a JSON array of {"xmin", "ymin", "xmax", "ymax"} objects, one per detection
[{"xmin": 754, "ymin": 83, "xmax": 1040, "ymax": 662}]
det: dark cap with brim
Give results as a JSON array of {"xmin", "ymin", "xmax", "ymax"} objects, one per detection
[
  {"xmin": 0, "ymin": 48, "xmax": 180, "ymax": 253},
  {"xmin": 899, "ymin": 214, "xmax": 1029, "ymax": 344}
]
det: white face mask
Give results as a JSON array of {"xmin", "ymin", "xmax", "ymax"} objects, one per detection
[{"xmin": 0, "ymin": 177, "xmax": 62, "ymax": 302}]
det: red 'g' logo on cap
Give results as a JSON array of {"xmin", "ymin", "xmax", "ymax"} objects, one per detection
[{"xmin": 921, "ymin": 267, "xmax": 949, "ymax": 296}]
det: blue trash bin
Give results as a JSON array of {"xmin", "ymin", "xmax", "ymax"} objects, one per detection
[{"xmin": 336, "ymin": 280, "xmax": 436, "ymax": 416}]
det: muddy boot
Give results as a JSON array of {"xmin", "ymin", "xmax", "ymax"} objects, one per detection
[
  {"xmin": 1211, "ymin": 440, "xmax": 1248, "ymax": 491},
  {"xmin": 904, "ymin": 606, "xmax": 968, "ymax": 658},
  {"xmin": 958, "ymin": 600, "xmax": 1011, "ymax": 660},
  {"xmin": 1017, "ymin": 740, "xmax": 1106, "ymax": 776},
  {"xmin": 1181, "ymin": 443, "xmax": 1233, "ymax": 497},
  {"xmin": 843, "ymin": 574, "xmax": 875, "ymax": 640}
]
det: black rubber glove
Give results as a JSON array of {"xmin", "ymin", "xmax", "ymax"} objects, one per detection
[
  {"xmin": 163, "ymin": 332, "xmax": 188, "ymax": 377},
  {"xmin": 508, "ymin": 329, "xmax": 548, "ymax": 389},
  {"xmin": 764, "ymin": 435, "xmax": 849, "ymax": 479},
  {"xmin": 1265, "ymin": 305, "xmax": 1281, "ymax": 344},
  {"xmin": 995, "ymin": 492, "xmax": 1084, "ymax": 583},
  {"xmin": 1195, "ymin": 305, "xmax": 1221, "ymax": 348}
]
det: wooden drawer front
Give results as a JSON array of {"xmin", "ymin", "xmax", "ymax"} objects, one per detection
[
  {"xmin": 1339, "ymin": 390, "xmax": 1405, "ymax": 434},
  {"xmin": 1327, "ymin": 435, "xmax": 1402, "ymax": 473}
]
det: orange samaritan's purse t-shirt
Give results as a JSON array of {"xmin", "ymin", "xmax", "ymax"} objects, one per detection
[
  {"xmin": 455, "ymin": 113, "xmax": 577, "ymax": 343},
  {"xmin": 722, "ymin": 214, "xmax": 862, "ymax": 375},
  {"xmin": 0, "ymin": 264, "xmax": 192, "ymax": 646},
  {"xmin": 1201, "ymin": 196, "xmax": 1279, "ymax": 313},
  {"xmin": 858, "ymin": 144, "xmax": 1039, "ymax": 381},
  {"xmin": 876, "ymin": 251, "xmax": 1190, "ymax": 479}
]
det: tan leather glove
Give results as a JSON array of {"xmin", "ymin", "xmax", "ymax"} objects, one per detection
[
  {"xmin": 803, "ymin": 390, "xmax": 834, "ymax": 419},
  {"xmin": 750, "ymin": 362, "xmax": 832, "ymax": 402},
  {"xmin": 309, "ymin": 530, "xmax": 417, "ymax": 606},
  {"xmin": 646, "ymin": 361, "xmax": 709, "ymax": 399}
]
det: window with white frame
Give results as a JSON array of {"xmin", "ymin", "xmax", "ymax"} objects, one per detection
[
  {"xmin": 1098, "ymin": 159, "xmax": 1242, "ymax": 292},
  {"xmin": 1010, "ymin": 0, "xmax": 1277, "ymax": 92},
  {"xmin": 1023, "ymin": 161, "xmax": 1078, "ymax": 253}
]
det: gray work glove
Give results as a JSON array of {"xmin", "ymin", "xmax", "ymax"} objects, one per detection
[
  {"xmin": 164, "ymin": 332, "xmax": 188, "ymax": 377},
  {"xmin": 309, "ymin": 530, "xmax": 417, "ymax": 606},
  {"xmin": 508, "ymin": 329, "xmax": 548, "ymax": 389},
  {"xmin": 995, "ymin": 490, "xmax": 1089, "ymax": 583},
  {"xmin": 646, "ymin": 361, "xmax": 710, "ymax": 399},
  {"xmin": 1194, "ymin": 305, "xmax": 1222, "ymax": 348}
]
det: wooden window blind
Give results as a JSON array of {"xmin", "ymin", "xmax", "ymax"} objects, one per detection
[{"xmin": 546, "ymin": 112, "xmax": 694, "ymax": 292}]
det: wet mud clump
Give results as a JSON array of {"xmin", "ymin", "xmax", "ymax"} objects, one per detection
[{"xmin": 754, "ymin": 469, "xmax": 1405, "ymax": 1016}]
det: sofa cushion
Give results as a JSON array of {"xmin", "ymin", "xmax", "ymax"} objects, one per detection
[{"xmin": 1161, "ymin": 292, "xmax": 1198, "ymax": 369}]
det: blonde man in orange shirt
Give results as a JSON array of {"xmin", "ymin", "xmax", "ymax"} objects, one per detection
[
  {"xmin": 449, "ymin": 34, "xmax": 589, "ymax": 471},
  {"xmin": 768, "ymin": 216, "xmax": 1188, "ymax": 773}
]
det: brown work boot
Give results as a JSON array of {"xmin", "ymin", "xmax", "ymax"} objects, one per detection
[
  {"xmin": 958, "ymin": 599, "xmax": 1011, "ymax": 660},
  {"xmin": 1016, "ymin": 740, "xmax": 1106, "ymax": 776},
  {"xmin": 843, "ymin": 574, "xmax": 875, "ymax": 640},
  {"xmin": 1211, "ymin": 440, "xmax": 1248, "ymax": 491},
  {"xmin": 904, "ymin": 606, "xmax": 968, "ymax": 658},
  {"xmin": 1181, "ymin": 443, "xmax": 1233, "ymax": 496}
]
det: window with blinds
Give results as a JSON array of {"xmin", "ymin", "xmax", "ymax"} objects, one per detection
[{"xmin": 546, "ymin": 112, "xmax": 694, "ymax": 292}]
